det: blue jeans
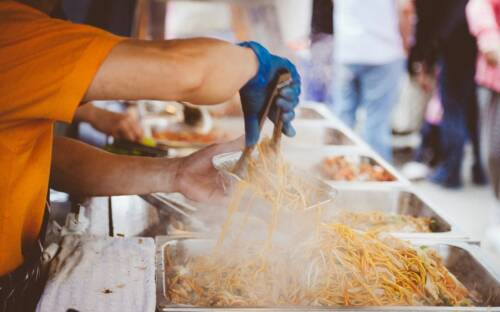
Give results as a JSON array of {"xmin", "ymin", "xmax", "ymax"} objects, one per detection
[{"xmin": 333, "ymin": 60, "xmax": 404, "ymax": 162}]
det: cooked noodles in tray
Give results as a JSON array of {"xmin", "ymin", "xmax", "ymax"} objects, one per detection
[
  {"xmin": 162, "ymin": 139, "xmax": 481, "ymax": 308},
  {"xmin": 165, "ymin": 225, "xmax": 478, "ymax": 307},
  {"xmin": 331, "ymin": 210, "xmax": 434, "ymax": 233}
]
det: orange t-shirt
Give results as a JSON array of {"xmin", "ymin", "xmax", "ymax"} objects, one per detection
[{"xmin": 0, "ymin": 1, "xmax": 124, "ymax": 275}]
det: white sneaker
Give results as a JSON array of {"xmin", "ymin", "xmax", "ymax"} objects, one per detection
[{"xmin": 401, "ymin": 161, "xmax": 430, "ymax": 181}]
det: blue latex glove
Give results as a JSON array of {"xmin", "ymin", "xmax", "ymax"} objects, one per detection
[{"xmin": 238, "ymin": 41, "xmax": 301, "ymax": 147}]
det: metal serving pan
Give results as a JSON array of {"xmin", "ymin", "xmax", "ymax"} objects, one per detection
[
  {"xmin": 281, "ymin": 146, "xmax": 406, "ymax": 185},
  {"xmin": 322, "ymin": 184, "xmax": 467, "ymax": 240},
  {"xmin": 155, "ymin": 236, "xmax": 500, "ymax": 311},
  {"xmin": 283, "ymin": 121, "xmax": 356, "ymax": 147},
  {"xmin": 209, "ymin": 102, "xmax": 330, "ymax": 121},
  {"xmin": 209, "ymin": 118, "xmax": 357, "ymax": 148},
  {"xmin": 142, "ymin": 185, "xmax": 467, "ymax": 240}
]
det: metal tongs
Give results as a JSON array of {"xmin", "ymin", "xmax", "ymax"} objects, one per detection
[{"xmin": 232, "ymin": 71, "xmax": 293, "ymax": 178}]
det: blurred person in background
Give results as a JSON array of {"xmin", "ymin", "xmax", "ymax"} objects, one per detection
[
  {"xmin": 408, "ymin": 0, "xmax": 487, "ymax": 188},
  {"xmin": 306, "ymin": 0, "xmax": 334, "ymax": 104},
  {"xmin": 332, "ymin": 0, "xmax": 412, "ymax": 162},
  {"xmin": 466, "ymin": 0, "xmax": 500, "ymax": 250}
]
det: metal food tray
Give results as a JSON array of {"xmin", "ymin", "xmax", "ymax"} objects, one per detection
[
  {"xmin": 284, "ymin": 121, "xmax": 356, "ymax": 147},
  {"xmin": 210, "ymin": 119, "xmax": 356, "ymax": 148},
  {"xmin": 209, "ymin": 102, "xmax": 329, "ymax": 121},
  {"xmin": 142, "ymin": 185, "xmax": 467, "ymax": 240},
  {"xmin": 323, "ymin": 184, "xmax": 467, "ymax": 240},
  {"xmin": 155, "ymin": 236, "xmax": 500, "ymax": 311},
  {"xmin": 282, "ymin": 146, "xmax": 405, "ymax": 185},
  {"xmin": 140, "ymin": 102, "xmax": 350, "ymax": 150}
]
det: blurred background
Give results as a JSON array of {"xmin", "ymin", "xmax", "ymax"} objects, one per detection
[{"xmin": 52, "ymin": 0, "xmax": 499, "ymax": 259}]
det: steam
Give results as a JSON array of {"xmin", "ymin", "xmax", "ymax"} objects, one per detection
[
  {"xmin": 164, "ymin": 140, "xmax": 473, "ymax": 307},
  {"xmin": 170, "ymin": 140, "xmax": 331, "ymax": 305}
]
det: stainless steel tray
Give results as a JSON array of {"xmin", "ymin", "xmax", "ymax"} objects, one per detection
[
  {"xmin": 155, "ymin": 236, "xmax": 500, "ymax": 311},
  {"xmin": 142, "ymin": 185, "xmax": 467, "ymax": 240},
  {"xmin": 285, "ymin": 121, "xmax": 356, "ymax": 147},
  {"xmin": 322, "ymin": 184, "xmax": 467, "ymax": 240},
  {"xmin": 282, "ymin": 146, "xmax": 405, "ymax": 185},
  {"xmin": 211, "ymin": 119, "xmax": 357, "ymax": 148}
]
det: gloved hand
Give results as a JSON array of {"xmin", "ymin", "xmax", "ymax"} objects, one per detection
[{"xmin": 238, "ymin": 41, "xmax": 301, "ymax": 146}]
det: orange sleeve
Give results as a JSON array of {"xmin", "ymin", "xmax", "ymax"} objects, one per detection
[{"xmin": 0, "ymin": 1, "xmax": 125, "ymax": 124}]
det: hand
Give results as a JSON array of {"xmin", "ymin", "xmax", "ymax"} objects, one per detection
[
  {"xmin": 173, "ymin": 137, "xmax": 244, "ymax": 202},
  {"xmin": 238, "ymin": 41, "xmax": 301, "ymax": 147},
  {"xmin": 101, "ymin": 110, "xmax": 144, "ymax": 142},
  {"xmin": 484, "ymin": 50, "xmax": 499, "ymax": 68},
  {"xmin": 411, "ymin": 62, "xmax": 435, "ymax": 93},
  {"xmin": 415, "ymin": 71, "xmax": 435, "ymax": 93},
  {"xmin": 76, "ymin": 103, "xmax": 144, "ymax": 141}
]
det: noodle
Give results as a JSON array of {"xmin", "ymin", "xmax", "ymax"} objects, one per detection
[
  {"xmin": 167, "ymin": 224, "xmax": 477, "ymax": 307},
  {"xmin": 331, "ymin": 211, "xmax": 433, "ymax": 233},
  {"xmin": 165, "ymin": 139, "xmax": 477, "ymax": 307}
]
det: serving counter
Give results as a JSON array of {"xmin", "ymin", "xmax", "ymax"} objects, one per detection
[{"xmin": 44, "ymin": 101, "xmax": 500, "ymax": 311}]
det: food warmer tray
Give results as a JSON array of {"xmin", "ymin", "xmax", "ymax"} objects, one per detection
[
  {"xmin": 141, "ymin": 184, "xmax": 468, "ymax": 241},
  {"xmin": 155, "ymin": 236, "xmax": 500, "ymax": 311},
  {"xmin": 205, "ymin": 118, "xmax": 357, "ymax": 148},
  {"xmin": 321, "ymin": 184, "xmax": 468, "ymax": 241},
  {"xmin": 281, "ymin": 145, "xmax": 408, "ymax": 186}
]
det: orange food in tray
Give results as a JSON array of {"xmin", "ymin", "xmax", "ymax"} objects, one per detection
[{"xmin": 321, "ymin": 156, "xmax": 394, "ymax": 182}]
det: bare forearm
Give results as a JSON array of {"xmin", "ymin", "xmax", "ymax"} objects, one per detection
[
  {"xmin": 85, "ymin": 38, "xmax": 258, "ymax": 104},
  {"xmin": 51, "ymin": 137, "xmax": 179, "ymax": 196},
  {"xmin": 73, "ymin": 102, "xmax": 95, "ymax": 123}
]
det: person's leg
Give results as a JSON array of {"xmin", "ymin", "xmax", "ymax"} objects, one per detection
[
  {"xmin": 333, "ymin": 63, "xmax": 361, "ymax": 128},
  {"xmin": 430, "ymin": 63, "xmax": 470, "ymax": 188},
  {"xmin": 358, "ymin": 60, "xmax": 404, "ymax": 162},
  {"xmin": 431, "ymin": 32, "xmax": 478, "ymax": 188},
  {"xmin": 414, "ymin": 122, "xmax": 442, "ymax": 166},
  {"xmin": 466, "ymin": 84, "xmax": 488, "ymax": 185},
  {"xmin": 414, "ymin": 121, "xmax": 433, "ymax": 163}
]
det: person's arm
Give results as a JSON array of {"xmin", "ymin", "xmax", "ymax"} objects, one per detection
[
  {"xmin": 398, "ymin": 0, "xmax": 414, "ymax": 54},
  {"xmin": 466, "ymin": 0, "xmax": 500, "ymax": 67},
  {"xmin": 74, "ymin": 102, "xmax": 144, "ymax": 141},
  {"xmin": 51, "ymin": 136, "xmax": 243, "ymax": 201},
  {"xmin": 84, "ymin": 38, "xmax": 258, "ymax": 105}
]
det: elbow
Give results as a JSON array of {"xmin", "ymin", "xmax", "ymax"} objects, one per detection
[
  {"xmin": 157, "ymin": 45, "xmax": 208, "ymax": 103},
  {"xmin": 178, "ymin": 61, "xmax": 206, "ymax": 99}
]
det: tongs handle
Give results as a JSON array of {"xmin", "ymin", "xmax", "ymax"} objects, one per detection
[{"xmin": 233, "ymin": 71, "xmax": 293, "ymax": 177}]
